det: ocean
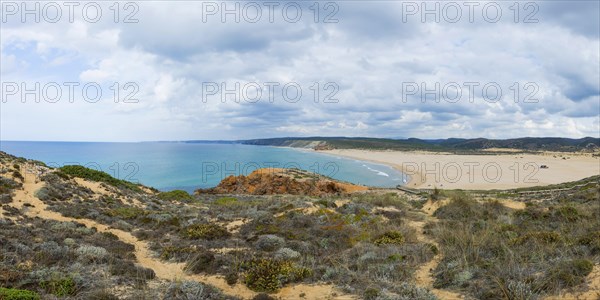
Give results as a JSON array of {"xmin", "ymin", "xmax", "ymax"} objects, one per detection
[{"xmin": 0, "ymin": 141, "xmax": 407, "ymax": 192}]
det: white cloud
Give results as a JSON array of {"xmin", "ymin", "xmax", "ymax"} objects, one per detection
[{"xmin": 1, "ymin": 1, "xmax": 598, "ymax": 141}]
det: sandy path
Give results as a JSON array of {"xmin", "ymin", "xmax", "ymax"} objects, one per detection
[
  {"xmin": 8, "ymin": 170, "xmax": 354, "ymax": 300},
  {"xmin": 320, "ymin": 149, "xmax": 600, "ymax": 190},
  {"xmin": 409, "ymin": 200, "xmax": 463, "ymax": 299}
]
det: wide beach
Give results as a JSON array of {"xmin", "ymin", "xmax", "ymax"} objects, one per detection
[{"xmin": 319, "ymin": 149, "xmax": 600, "ymax": 190}]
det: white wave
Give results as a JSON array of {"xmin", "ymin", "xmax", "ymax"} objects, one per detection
[{"xmin": 364, "ymin": 165, "xmax": 389, "ymax": 177}]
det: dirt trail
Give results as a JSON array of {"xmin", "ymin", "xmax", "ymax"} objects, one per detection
[
  {"xmin": 411, "ymin": 200, "xmax": 463, "ymax": 299},
  {"xmin": 421, "ymin": 199, "xmax": 448, "ymax": 216},
  {"xmin": 8, "ymin": 170, "xmax": 354, "ymax": 300}
]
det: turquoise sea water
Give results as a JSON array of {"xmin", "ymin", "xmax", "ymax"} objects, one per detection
[{"xmin": 0, "ymin": 141, "xmax": 407, "ymax": 192}]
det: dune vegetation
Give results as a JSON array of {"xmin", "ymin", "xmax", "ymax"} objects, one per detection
[{"xmin": 0, "ymin": 151, "xmax": 598, "ymax": 299}]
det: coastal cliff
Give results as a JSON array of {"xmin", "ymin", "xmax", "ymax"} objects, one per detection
[{"xmin": 196, "ymin": 168, "xmax": 367, "ymax": 196}]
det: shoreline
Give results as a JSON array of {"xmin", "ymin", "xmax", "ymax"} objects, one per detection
[
  {"xmin": 313, "ymin": 149, "xmax": 425, "ymax": 188},
  {"xmin": 285, "ymin": 145, "xmax": 410, "ymax": 187},
  {"xmin": 316, "ymin": 149, "xmax": 600, "ymax": 190}
]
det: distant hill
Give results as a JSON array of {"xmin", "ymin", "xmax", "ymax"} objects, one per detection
[{"xmin": 241, "ymin": 137, "xmax": 600, "ymax": 152}]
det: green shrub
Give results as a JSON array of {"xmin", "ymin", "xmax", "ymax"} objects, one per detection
[
  {"xmin": 0, "ymin": 288, "xmax": 40, "ymax": 300},
  {"xmin": 157, "ymin": 190, "xmax": 194, "ymax": 202},
  {"xmin": 215, "ymin": 197, "xmax": 239, "ymax": 206},
  {"xmin": 373, "ymin": 231, "xmax": 404, "ymax": 246},
  {"xmin": 184, "ymin": 224, "xmax": 230, "ymax": 240},
  {"xmin": 55, "ymin": 171, "xmax": 70, "ymax": 180},
  {"xmin": 160, "ymin": 246, "xmax": 196, "ymax": 261},
  {"xmin": 58, "ymin": 165, "xmax": 141, "ymax": 192},
  {"xmin": 40, "ymin": 275, "xmax": 76, "ymax": 297},
  {"xmin": 243, "ymin": 259, "xmax": 311, "ymax": 292}
]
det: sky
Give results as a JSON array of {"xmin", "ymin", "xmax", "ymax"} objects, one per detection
[{"xmin": 1, "ymin": 0, "xmax": 599, "ymax": 142}]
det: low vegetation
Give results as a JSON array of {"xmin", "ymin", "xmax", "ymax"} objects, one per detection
[
  {"xmin": 157, "ymin": 190, "xmax": 194, "ymax": 202},
  {"xmin": 428, "ymin": 188, "xmax": 599, "ymax": 299},
  {"xmin": 1, "ymin": 152, "xmax": 597, "ymax": 299},
  {"xmin": 0, "ymin": 287, "xmax": 40, "ymax": 300},
  {"xmin": 57, "ymin": 165, "xmax": 142, "ymax": 192},
  {"xmin": 242, "ymin": 258, "xmax": 311, "ymax": 292}
]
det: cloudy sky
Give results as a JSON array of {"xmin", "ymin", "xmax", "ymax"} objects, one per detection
[{"xmin": 1, "ymin": 1, "xmax": 599, "ymax": 142}]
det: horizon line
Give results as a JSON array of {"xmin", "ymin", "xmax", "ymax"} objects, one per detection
[{"xmin": 1, "ymin": 136, "xmax": 599, "ymax": 144}]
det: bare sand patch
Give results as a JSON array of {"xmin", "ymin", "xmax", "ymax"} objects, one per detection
[
  {"xmin": 74, "ymin": 178, "xmax": 112, "ymax": 197},
  {"xmin": 374, "ymin": 206, "xmax": 401, "ymax": 212},
  {"xmin": 422, "ymin": 199, "xmax": 449, "ymax": 216},
  {"xmin": 224, "ymin": 218, "xmax": 250, "ymax": 233},
  {"xmin": 334, "ymin": 199, "xmax": 350, "ymax": 207},
  {"xmin": 73, "ymin": 178, "xmax": 145, "ymax": 207},
  {"xmin": 494, "ymin": 198, "xmax": 526, "ymax": 210},
  {"xmin": 278, "ymin": 284, "xmax": 357, "ymax": 300},
  {"xmin": 274, "ymin": 201, "xmax": 321, "ymax": 217}
]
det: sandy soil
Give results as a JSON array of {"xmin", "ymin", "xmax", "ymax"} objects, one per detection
[
  {"xmin": 224, "ymin": 218, "xmax": 250, "ymax": 233},
  {"xmin": 74, "ymin": 178, "xmax": 112, "ymax": 197},
  {"xmin": 320, "ymin": 149, "xmax": 600, "ymax": 190},
  {"xmin": 74, "ymin": 178, "xmax": 145, "ymax": 207},
  {"xmin": 410, "ymin": 201, "xmax": 463, "ymax": 300},
  {"xmin": 6, "ymin": 164, "xmax": 354, "ymax": 300},
  {"xmin": 494, "ymin": 198, "xmax": 527, "ymax": 210},
  {"xmin": 274, "ymin": 201, "xmax": 321, "ymax": 218}
]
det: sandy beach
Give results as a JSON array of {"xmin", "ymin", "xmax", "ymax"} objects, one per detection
[{"xmin": 319, "ymin": 149, "xmax": 600, "ymax": 190}]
